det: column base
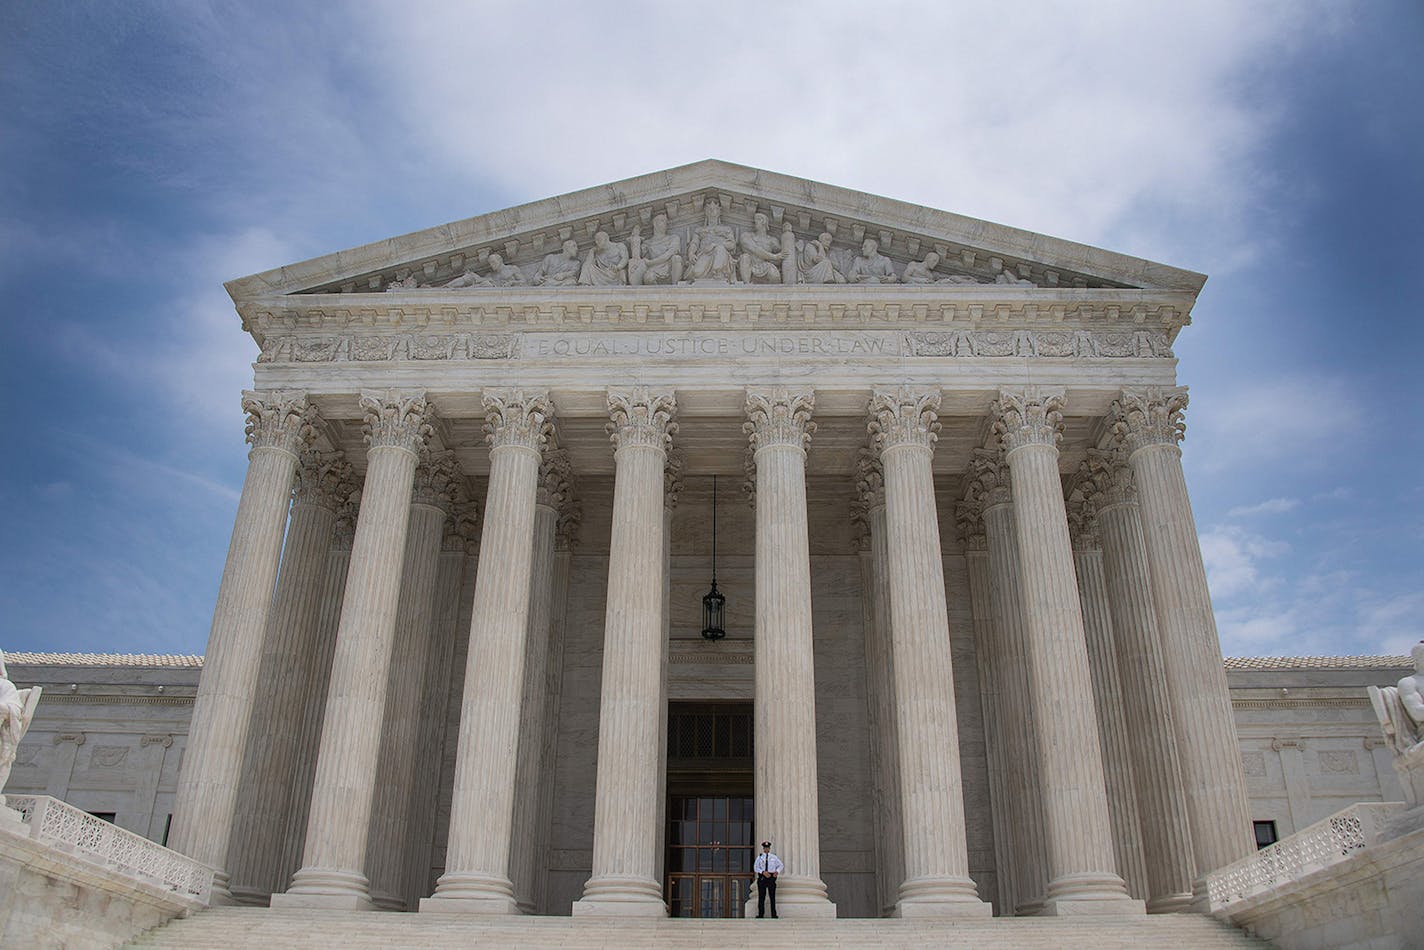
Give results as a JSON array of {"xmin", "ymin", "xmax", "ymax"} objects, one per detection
[
  {"xmin": 206, "ymin": 870, "xmax": 238, "ymax": 906},
  {"xmin": 741, "ymin": 894, "xmax": 838, "ymax": 919},
  {"xmin": 1039, "ymin": 895, "xmax": 1145, "ymax": 917},
  {"xmin": 273, "ymin": 867, "xmax": 377, "ymax": 911},
  {"xmin": 369, "ymin": 890, "xmax": 406, "ymax": 912},
  {"xmin": 420, "ymin": 870, "xmax": 519, "ymax": 915},
  {"xmin": 574, "ymin": 874, "xmax": 666, "ymax": 917},
  {"xmin": 1146, "ymin": 892, "xmax": 1195, "ymax": 914},
  {"xmin": 893, "ymin": 897, "xmax": 993, "ymax": 918},
  {"xmin": 226, "ymin": 885, "xmax": 271, "ymax": 907}
]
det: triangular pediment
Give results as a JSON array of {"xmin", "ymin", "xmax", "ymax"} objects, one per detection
[{"xmin": 225, "ymin": 160, "xmax": 1205, "ymax": 300}]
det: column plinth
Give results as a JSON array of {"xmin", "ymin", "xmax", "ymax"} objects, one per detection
[
  {"xmin": 574, "ymin": 389, "xmax": 676, "ymax": 917},
  {"xmin": 1111, "ymin": 389, "xmax": 1254, "ymax": 896},
  {"xmin": 870, "ymin": 389, "xmax": 990, "ymax": 919},
  {"xmin": 423, "ymin": 390, "xmax": 553, "ymax": 915},
  {"xmin": 742, "ymin": 387, "xmax": 835, "ymax": 918},
  {"xmin": 170, "ymin": 390, "xmax": 316, "ymax": 900},
  {"xmin": 276, "ymin": 389, "xmax": 432, "ymax": 911},
  {"xmin": 993, "ymin": 389, "xmax": 1142, "ymax": 916}
]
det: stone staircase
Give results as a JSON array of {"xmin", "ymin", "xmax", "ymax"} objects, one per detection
[{"xmin": 127, "ymin": 906, "xmax": 1273, "ymax": 949}]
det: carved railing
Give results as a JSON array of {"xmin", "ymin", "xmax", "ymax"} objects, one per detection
[
  {"xmin": 1205, "ymin": 802, "xmax": 1405, "ymax": 910},
  {"xmin": 4, "ymin": 795, "xmax": 213, "ymax": 903}
]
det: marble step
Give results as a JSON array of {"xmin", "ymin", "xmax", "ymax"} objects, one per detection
[{"xmin": 127, "ymin": 907, "xmax": 1273, "ymax": 949}]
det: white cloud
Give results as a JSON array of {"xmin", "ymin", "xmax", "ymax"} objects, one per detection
[
  {"xmin": 1186, "ymin": 375, "xmax": 1363, "ymax": 474},
  {"xmin": 1227, "ymin": 497, "xmax": 1301, "ymax": 518},
  {"xmin": 1200, "ymin": 524, "xmax": 1289, "ymax": 599},
  {"xmin": 353, "ymin": 0, "xmax": 1327, "ymax": 274}
]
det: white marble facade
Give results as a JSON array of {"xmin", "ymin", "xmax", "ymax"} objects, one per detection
[{"xmin": 10, "ymin": 161, "xmax": 1360, "ymax": 918}]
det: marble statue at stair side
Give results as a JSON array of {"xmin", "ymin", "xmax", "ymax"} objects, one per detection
[
  {"xmin": 1, "ymin": 649, "xmax": 42, "ymax": 808},
  {"xmin": 1369, "ymin": 641, "xmax": 1424, "ymax": 755}
]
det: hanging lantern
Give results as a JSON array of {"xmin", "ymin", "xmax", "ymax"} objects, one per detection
[{"xmin": 701, "ymin": 474, "xmax": 726, "ymax": 640}]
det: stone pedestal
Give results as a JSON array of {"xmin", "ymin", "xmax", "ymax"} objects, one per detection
[
  {"xmin": 1111, "ymin": 388, "xmax": 1254, "ymax": 891},
  {"xmin": 170, "ymin": 390, "xmax": 315, "ymax": 900},
  {"xmin": 277, "ymin": 390, "xmax": 432, "ymax": 911},
  {"xmin": 574, "ymin": 389, "xmax": 676, "ymax": 918},
  {"xmin": 870, "ymin": 389, "xmax": 991, "ymax": 919},
  {"xmin": 423, "ymin": 390, "xmax": 552, "ymax": 915},
  {"xmin": 743, "ymin": 387, "xmax": 836, "ymax": 919},
  {"xmin": 993, "ymin": 388, "xmax": 1142, "ymax": 916}
]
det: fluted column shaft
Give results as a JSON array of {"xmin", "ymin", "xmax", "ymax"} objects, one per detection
[
  {"xmin": 171, "ymin": 390, "xmax": 314, "ymax": 896},
  {"xmin": 745, "ymin": 387, "xmax": 835, "ymax": 917},
  {"xmin": 860, "ymin": 489, "xmax": 904, "ymax": 917},
  {"xmin": 277, "ymin": 390, "xmax": 432, "ymax": 910},
  {"xmin": 1112, "ymin": 389, "xmax": 1253, "ymax": 886},
  {"xmin": 1071, "ymin": 543, "xmax": 1150, "ymax": 902},
  {"xmin": 994, "ymin": 389, "xmax": 1140, "ymax": 915},
  {"xmin": 1096, "ymin": 491, "xmax": 1196, "ymax": 911},
  {"xmin": 279, "ymin": 518, "xmax": 354, "ymax": 890},
  {"xmin": 870, "ymin": 389, "xmax": 989, "ymax": 918},
  {"xmin": 962, "ymin": 545, "xmax": 1015, "ymax": 917},
  {"xmin": 425, "ymin": 390, "xmax": 552, "ymax": 914},
  {"xmin": 575, "ymin": 389, "xmax": 675, "ymax": 916},
  {"xmin": 970, "ymin": 449, "xmax": 1048, "ymax": 915},
  {"xmin": 229, "ymin": 451, "xmax": 349, "ymax": 903},
  {"xmin": 511, "ymin": 460, "xmax": 566, "ymax": 912},
  {"xmin": 402, "ymin": 518, "xmax": 472, "ymax": 908},
  {"xmin": 533, "ymin": 543, "xmax": 575, "ymax": 913},
  {"xmin": 367, "ymin": 451, "xmax": 460, "ymax": 910}
]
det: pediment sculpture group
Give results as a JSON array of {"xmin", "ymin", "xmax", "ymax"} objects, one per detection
[{"xmin": 387, "ymin": 198, "xmax": 1038, "ymax": 292}]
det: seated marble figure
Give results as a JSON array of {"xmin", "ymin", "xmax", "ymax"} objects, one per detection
[{"xmin": 1369, "ymin": 641, "xmax": 1424, "ymax": 755}]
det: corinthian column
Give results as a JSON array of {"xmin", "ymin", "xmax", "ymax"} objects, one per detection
[
  {"xmin": 424, "ymin": 390, "xmax": 553, "ymax": 915},
  {"xmin": 170, "ymin": 390, "xmax": 316, "ymax": 898},
  {"xmin": 868, "ymin": 388, "xmax": 990, "ymax": 918},
  {"xmin": 992, "ymin": 388, "xmax": 1141, "ymax": 915},
  {"xmin": 1085, "ymin": 448, "xmax": 1196, "ymax": 912},
  {"xmin": 744, "ymin": 386, "xmax": 835, "ymax": 917},
  {"xmin": 277, "ymin": 389, "xmax": 433, "ymax": 910},
  {"xmin": 574, "ymin": 388, "xmax": 677, "ymax": 917},
  {"xmin": 513, "ymin": 449, "xmax": 575, "ymax": 913},
  {"xmin": 229, "ymin": 450, "xmax": 352, "ymax": 904},
  {"xmin": 367, "ymin": 450, "xmax": 465, "ymax": 910},
  {"xmin": 1110, "ymin": 388, "xmax": 1253, "ymax": 890},
  {"xmin": 1064, "ymin": 483, "xmax": 1149, "ymax": 903},
  {"xmin": 965, "ymin": 449, "xmax": 1047, "ymax": 915},
  {"xmin": 954, "ymin": 490, "xmax": 1015, "ymax": 917},
  {"xmin": 855, "ymin": 449, "xmax": 904, "ymax": 918}
]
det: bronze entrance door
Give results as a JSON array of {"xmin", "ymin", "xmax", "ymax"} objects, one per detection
[
  {"xmin": 666, "ymin": 794, "xmax": 756, "ymax": 918},
  {"xmin": 664, "ymin": 702, "xmax": 755, "ymax": 918}
]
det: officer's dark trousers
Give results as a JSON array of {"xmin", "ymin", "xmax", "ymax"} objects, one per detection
[{"xmin": 756, "ymin": 875, "xmax": 777, "ymax": 918}]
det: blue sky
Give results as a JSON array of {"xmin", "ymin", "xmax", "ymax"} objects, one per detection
[{"xmin": 2, "ymin": 1, "xmax": 1420, "ymax": 659}]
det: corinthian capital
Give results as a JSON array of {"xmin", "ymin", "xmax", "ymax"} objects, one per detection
[
  {"xmin": 538, "ymin": 448, "xmax": 577, "ymax": 511},
  {"xmin": 360, "ymin": 389, "xmax": 434, "ymax": 453},
  {"xmin": 867, "ymin": 387, "xmax": 942, "ymax": 455},
  {"xmin": 954, "ymin": 495, "xmax": 988, "ymax": 552},
  {"xmin": 744, "ymin": 387, "xmax": 816, "ymax": 453},
  {"xmin": 1110, "ymin": 387, "xmax": 1188, "ymax": 453},
  {"xmin": 1080, "ymin": 447, "xmax": 1136, "ymax": 509},
  {"xmin": 992, "ymin": 387, "xmax": 1065, "ymax": 453},
  {"xmin": 482, "ymin": 389, "xmax": 554, "ymax": 453},
  {"xmin": 664, "ymin": 449, "xmax": 686, "ymax": 509},
  {"xmin": 965, "ymin": 447, "xmax": 1013, "ymax": 509},
  {"xmin": 1064, "ymin": 476, "xmax": 1101, "ymax": 550},
  {"xmin": 413, "ymin": 450, "xmax": 466, "ymax": 513},
  {"xmin": 854, "ymin": 447, "xmax": 885, "ymax": 509},
  {"xmin": 293, "ymin": 450, "xmax": 354, "ymax": 512},
  {"xmin": 606, "ymin": 387, "xmax": 678, "ymax": 452},
  {"xmin": 333, "ymin": 488, "xmax": 361, "ymax": 551},
  {"xmin": 242, "ymin": 390, "xmax": 317, "ymax": 455}
]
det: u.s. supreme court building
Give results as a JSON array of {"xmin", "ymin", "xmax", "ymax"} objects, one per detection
[{"xmin": 64, "ymin": 161, "xmax": 1298, "ymax": 921}]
